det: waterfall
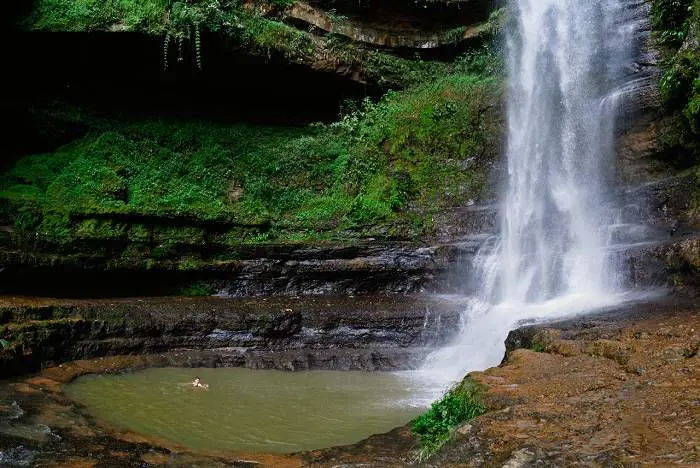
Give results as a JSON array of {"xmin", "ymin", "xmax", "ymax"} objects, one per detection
[{"xmin": 423, "ymin": 0, "xmax": 647, "ymax": 384}]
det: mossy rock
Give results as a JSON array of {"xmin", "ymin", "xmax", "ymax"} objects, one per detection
[{"xmin": 1, "ymin": 71, "xmax": 502, "ymax": 259}]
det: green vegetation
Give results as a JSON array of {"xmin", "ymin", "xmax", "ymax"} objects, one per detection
[
  {"xmin": 411, "ymin": 378, "xmax": 486, "ymax": 461},
  {"xmin": 0, "ymin": 326, "xmax": 8, "ymax": 349},
  {"xmin": 179, "ymin": 281, "xmax": 216, "ymax": 296},
  {"xmin": 24, "ymin": 0, "xmax": 486, "ymax": 87},
  {"xmin": 10, "ymin": 0, "xmax": 504, "ymax": 265},
  {"xmin": 652, "ymin": 0, "xmax": 695, "ymax": 47},
  {"xmin": 530, "ymin": 342, "xmax": 546, "ymax": 353},
  {"xmin": 27, "ymin": 0, "xmax": 168, "ymax": 32},
  {"xmin": 1, "ymin": 70, "xmax": 500, "ymax": 252},
  {"xmin": 653, "ymin": 0, "xmax": 700, "ymax": 167}
]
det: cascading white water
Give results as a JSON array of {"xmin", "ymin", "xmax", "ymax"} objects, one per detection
[{"xmin": 423, "ymin": 0, "xmax": 647, "ymax": 384}]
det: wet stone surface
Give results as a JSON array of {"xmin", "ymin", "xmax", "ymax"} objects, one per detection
[
  {"xmin": 0, "ymin": 297, "xmax": 697, "ymax": 466},
  {"xmin": 0, "ymin": 295, "xmax": 465, "ymax": 378}
]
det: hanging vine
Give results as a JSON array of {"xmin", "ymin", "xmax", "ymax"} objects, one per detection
[
  {"xmin": 194, "ymin": 22, "xmax": 202, "ymax": 69},
  {"xmin": 162, "ymin": 0, "xmax": 231, "ymax": 70},
  {"xmin": 163, "ymin": 32, "xmax": 172, "ymax": 70}
]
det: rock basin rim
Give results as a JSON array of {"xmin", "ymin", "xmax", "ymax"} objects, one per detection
[{"xmin": 1, "ymin": 294, "xmax": 696, "ymax": 467}]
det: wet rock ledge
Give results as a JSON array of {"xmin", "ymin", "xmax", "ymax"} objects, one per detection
[
  {"xmin": 302, "ymin": 299, "xmax": 699, "ymax": 466},
  {"xmin": 0, "ymin": 295, "xmax": 464, "ymax": 378},
  {"xmin": 1, "ymin": 298, "xmax": 698, "ymax": 466},
  {"xmin": 0, "ymin": 294, "xmax": 464, "ymax": 467}
]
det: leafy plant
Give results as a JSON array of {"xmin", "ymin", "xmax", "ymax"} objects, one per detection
[
  {"xmin": 26, "ymin": 0, "xmax": 166, "ymax": 32},
  {"xmin": 269, "ymin": 0, "xmax": 294, "ymax": 7},
  {"xmin": 163, "ymin": 0, "xmax": 231, "ymax": 69},
  {"xmin": 652, "ymin": 0, "xmax": 694, "ymax": 46},
  {"xmin": 652, "ymin": 0, "xmax": 700, "ymax": 166},
  {"xmin": 0, "ymin": 326, "xmax": 8, "ymax": 349},
  {"xmin": 179, "ymin": 281, "xmax": 215, "ymax": 296},
  {"xmin": 411, "ymin": 378, "xmax": 486, "ymax": 461},
  {"xmin": 326, "ymin": 9, "xmax": 349, "ymax": 23},
  {"xmin": 530, "ymin": 342, "xmax": 546, "ymax": 353}
]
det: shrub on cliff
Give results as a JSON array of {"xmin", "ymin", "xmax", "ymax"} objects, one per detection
[
  {"xmin": 652, "ymin": 0, "xmax": 695, "ymax": 47},
  {"xmin": 653, "ymin": 0, "xmax": 700, "ymax": 167}
]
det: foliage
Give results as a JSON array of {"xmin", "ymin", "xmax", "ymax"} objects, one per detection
[
  {"xmin": 179, "ymin": 281, "xmax": 215, "ymax": 296},
  {"xmin": 269, "ymin": 0, "xmax": 294, "ymax": 7},
  {"xmin": 411, "ymin": 378, "xmax": 486, "ymax": 461},
  {"xmin": 326, "ymin": 9, "xmax": 349, "ymax": 23},
  {"xmin": 333, "ymin": 74, "xmax": 501, "ymax": 213},
  {"xmin": 24, "ymin": 0, "xmax": 499, "ymax": 88},
  {"xmin": 530, "ymin": 342, "xmax": 546, "ymax": 353},
  {"xmin": 1, "ymin": 70, "xmax": 500, "ymax": 248},
  {"xmin": 27, "ymin": 0, "xmax": 167, "ymax": 32},
  {"xmin": 485, "ymin": 7, "xmax": 506, "ymax": 36},
  {"xmin": 661, "ymin": 51, "xmax": 700, "ymax": 106},
  {"xmin": 0, "ymin": 325, "xmax": 8, "ymax": 349},
  {"xmin": 653, "ymin": 0, "xmax": 700, "ymax": 166},
  {"xmin": 232, "ymin": 11, "xmax": 314, "ymax": 61},
  {"xmin": 652, "ymin": 0, "xmax": 694, "ymax": 46}
]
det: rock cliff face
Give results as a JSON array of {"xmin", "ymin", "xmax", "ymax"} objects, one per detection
[
  {"xmin": 0, "ymin": 1, "xmax": 698, "ymax": 466},
  {"xmin": 611, "ymin": 0, "xmax": 700, "ymax": 297},
  {"xmin": 615, "ymin": 0, "xmax": 669, "ymax": 183},
  {"xmin": 0, "ymin": 300, "xmax": 696, "ymax": 467},
  {"xmin": 429, "ymin": 301, "xmax": 700, "ymax": 466},
  {"xmin": 0, "ymin": 295, "xmax": 463, "ymax": 378},
  {"xmin": 2, "ymin": 0, "xmax": 506, "ymax": 296},
  {"xmin": 616, "ymin": 0, "xmax": 699, "ymax": 186},
  {"xmin": 2, "ymin": 0, "xmax": 697, "ymax": 300}
]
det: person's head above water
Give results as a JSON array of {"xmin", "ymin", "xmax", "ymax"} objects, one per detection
[{"xmin": 191, "ymin": 376, "xmax": 208, "ymax": 389}]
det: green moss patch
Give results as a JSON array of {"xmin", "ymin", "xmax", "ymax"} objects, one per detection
[
  {"xmin": 178, "ymin": 281, "xmax": 216, "ymax": 296},
  {"xmin": 27, "ymin": 0, "xmax": 167, "ymax": 32},
  {"xmin": 1, "ymin": 71, "xmax": 501, "ymax": 252}
]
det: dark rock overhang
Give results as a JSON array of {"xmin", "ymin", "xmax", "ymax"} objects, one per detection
[
  {"xmin": 19, "ymin": 0, "xmax": 501, "ymax": 88},
  {"xmin": 285, "ymin": 1, "xmax": 491, "ymax": 50}
]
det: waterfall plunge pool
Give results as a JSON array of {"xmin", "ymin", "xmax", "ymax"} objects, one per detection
[{"xmin": 67, "ymin": 368, "xmax": 435, "ymax": 453}]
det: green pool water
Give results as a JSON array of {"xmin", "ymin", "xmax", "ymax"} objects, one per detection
[{"xmin": 67, "ymin": 367, "xmax": 432, "ymax": 453}]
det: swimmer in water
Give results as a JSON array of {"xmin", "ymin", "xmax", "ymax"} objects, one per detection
[{"xmin": 192, "ymin": 376, "xmax": 209, "ymax": 389}]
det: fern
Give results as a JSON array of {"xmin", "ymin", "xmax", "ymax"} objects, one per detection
[
  {"xmin": 194, "ymin": 23, "xmax": 202, "ymax": 69},
  {"xmin": 161, "ymin": 1, "xmax": 220, "ymax": 70},
  {"xmin": 163, "ymin": 32, "xmax": 172, "ymax": 70}
]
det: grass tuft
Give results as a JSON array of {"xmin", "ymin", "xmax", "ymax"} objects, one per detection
[{"xmin": 411, "ymin": 378, "xmax": 486, "ymax": 461}]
